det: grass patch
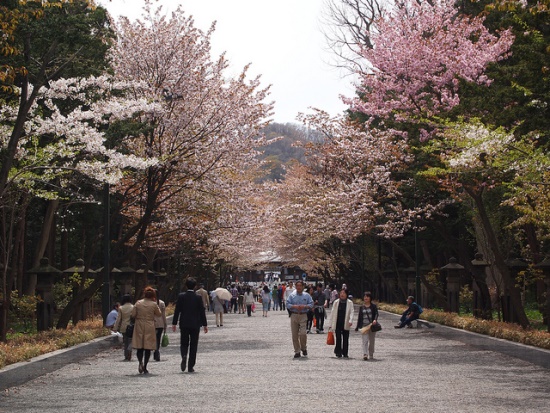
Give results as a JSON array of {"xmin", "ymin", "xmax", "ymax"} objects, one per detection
[
  {"xmin": 0, "ymin": 318, "xmax": 109, "ymax": 369},
  {"xmin": 376, "ymin": 302, "xmax": 550, "ymax": 350}
]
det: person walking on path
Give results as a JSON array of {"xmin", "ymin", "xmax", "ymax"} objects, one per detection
[
  {"xmin": 196, "ymin": 283, "xmax": 210, "ymax": 311},
  {"xmin": 328, "ymin": 289, "xmax": 354, "ymax": 358},
  {"xmin": 306, "ymin": 285, "xmax": 315, "ymax": 333},
  {"xmin": 313, "ymin": 283, "xmax": 326, "ymax": 334},
  {"xmin": 261, "ymin": 285, "xmax": 271, "ymax": 317},
  {"xmin": 284, "ymin": 281, "xmax": 295, "ymax": 317},
  {"xmin": 172, "ymin": 277, "xmax": 208, "ymax": 373},
  {"xmin": 244, "ymin": 287, "xmax": 255, "ymax": 316},
  {"xmin": 230, "ymin": 284, "xmax": 239, "ymax": 313},
  {"xmin": 114, "ymin": 294, "xmax": 134, "ymax": 361},
  {"xmin": 286, "ymin": 280, "xmax": 313, "ymax": 358},
  {"xmin": 395, "ymin": 296, "xmax": 421, "ymax": 328},
  {"xmin": 272, "ymin": 285, "xmax": 280, "ymax": 311},
  {"xmin": 153, "ymin": 290, "xmax": 167, "ymax": 362},
  {"xmin": 131, "ymin": 286, "xmax": 161, "ymax": 374},
  {"xmin": 212, "ymin": 294, "xmax": 225, "ymax": 327},
  {"xmin": 355, "ymin": 291, "xmax": 379, "ymax": 360}
]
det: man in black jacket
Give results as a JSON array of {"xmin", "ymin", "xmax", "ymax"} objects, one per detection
[{"xmin": 172, "ymin": 277, "xmax": 208, "ymax": 372}]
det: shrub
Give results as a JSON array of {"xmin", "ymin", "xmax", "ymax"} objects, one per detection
[{"xmin": 0, "ymin": 318, "xmax": 108, "ymax": 369}]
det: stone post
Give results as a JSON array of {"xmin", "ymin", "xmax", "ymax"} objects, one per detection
[
  {"xmin": 471, "ymin": 253, "xmax": 491, "ymax": 319},
  {"xmin": 28, "ymin": 257, "xmax": 61, "ymax": 331},
  {"xmin": 503, "ymin": 258, "xmax": 528, "ymax": 323},
  {"xmin": 441, "ymin": 257, "xmax": 464, "ymax": 313}
]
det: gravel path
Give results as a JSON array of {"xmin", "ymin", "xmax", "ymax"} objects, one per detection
[{"xmin": 1, "ymin": 308, "xmax": 549, "ymax": 413}]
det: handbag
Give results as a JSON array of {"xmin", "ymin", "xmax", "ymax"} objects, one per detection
[
  {"xmin": 125, "ymin": 315, "xmax": 135, "ymax": 337},
  {"xmin": 326, "ymin": 330, "xmax": 335, "ymax": 345},
  {"xmin": 371, "ymin": 322, "xmax": 382, "ymax": 332},
  {"xmin": 161, "ymin": 333, "xmax": 169, "ymax": 347}
]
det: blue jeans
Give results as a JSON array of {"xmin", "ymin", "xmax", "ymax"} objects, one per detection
[{"xmin": 399, "ymin": 310, "xmax": 418, "ymax": 327}]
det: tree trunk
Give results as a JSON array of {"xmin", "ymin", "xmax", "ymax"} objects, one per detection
[
  {"xmin": 57, "ymin": 275, "xmax": 103, "ymax": 329},
  {"xmin": 25, "ymin": 199, "xmax": 59, "ymax": 295},
  {"xmin": 466, "ymin": 187, "xmax": 530, "ymax": 328}
]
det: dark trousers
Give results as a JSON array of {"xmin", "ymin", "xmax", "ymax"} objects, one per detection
[
  {"xmin": 180, "ymin": 327, "xmax": 200, "ymax": 369},
  {"xmin": 231, "ymin": 298, "xmax": 238, "ymax": 313},
  {"xmin": 154, "ymin": 327, "xmax": 163, "ymax": 360},
  {"xmin": 246, "ymin": 304, "xmax": 252, "ymax": 316},
  {"xmin": 315, "ymin": 307, "xmax": 325, "ymax": 331},
  {"xmin": 334, "ymin": 329, "xmax": 350, "ymax": 357},
  {"xmin": 399, "ymin": 310, "xmax": 419, "ymax": 327},
  {"xmin": 306, "ymin": 310, "xmax": 314, "ymax": 331}
]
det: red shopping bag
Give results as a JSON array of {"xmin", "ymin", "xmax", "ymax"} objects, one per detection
[{"xmin": 326, "ymin": 330, "xmax": 335, "ymax": 345}]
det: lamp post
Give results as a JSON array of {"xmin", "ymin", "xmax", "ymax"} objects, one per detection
[{"xmin": 102, "ymin": 182, "xmax": 110, "ymax": 323}]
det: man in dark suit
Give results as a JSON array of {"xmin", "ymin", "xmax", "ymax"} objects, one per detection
[{"xmin": 172, "ymin": 277, "xmax": 208, "ymax": 372}]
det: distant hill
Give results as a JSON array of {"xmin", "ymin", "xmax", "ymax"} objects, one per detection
[{"xmin": 259, "ymin": 122, "xmax": 323, "ymax": 182}]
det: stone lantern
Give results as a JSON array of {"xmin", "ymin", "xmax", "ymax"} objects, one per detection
[
  {"xmin": 471, "ymin": 253, "xmax": 491, "ymax": 319},
  {"xmin": 135, "ymin": 264, "xmax": 154, "ymax": 297},
  {"xmin": 534, "ymin": 257, "xmax": 550, "ymax": 332},
  {"xmin": 441, "ymin": 257, "xmax": 464, "ymax": 313},
  {"xmin": 28, "ymin": 257, "xmax": 61, "ymax": 331},
  {"xmin": 403, "ymin": 266, "xmax": 416, "ymax": 300},
  {"xmin": 117, "ymin": 262, "xmax": 136, "ymax": 297}
]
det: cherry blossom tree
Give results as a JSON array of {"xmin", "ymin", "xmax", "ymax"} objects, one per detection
[
  {"xmin": 347, "ymin": 0, "xmax": 514, "ymax": 120},
  {"xmin": 109, "ymin": 2, "xmax": 272, "ymax": 270},
  {"xmin": 261, "ymin": 111, "xmax": 444, "ymax": 273}
]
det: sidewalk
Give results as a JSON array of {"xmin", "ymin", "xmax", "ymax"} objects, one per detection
[{"xmin": 1, "ymin": 307, "xmax": 549, "ymax": 413}]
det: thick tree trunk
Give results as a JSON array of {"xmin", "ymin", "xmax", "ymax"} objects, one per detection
[
  {"xmin": 25, "ymin": 199, "xmax": 59, "ymax": 295},
  {"xmin": 466, "ymin": 187, "xmax": 530, "ymax": 328},
  {"xmin": 57, "ymin": 275, "xmax": 102, "ymax": 329}
]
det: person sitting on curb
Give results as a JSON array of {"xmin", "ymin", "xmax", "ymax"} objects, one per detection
[{"xmin": 394, "ymin": 296, "xmax": 420, "ymax": 328}]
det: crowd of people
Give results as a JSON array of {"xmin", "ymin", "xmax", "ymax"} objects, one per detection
[{"xmin": 108, "ymin": 278, "xmax": 421, "ymax": 374}]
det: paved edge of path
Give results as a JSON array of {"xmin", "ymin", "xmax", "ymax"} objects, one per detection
[
  {"xmin": 1, "ymin": 312, "xmax": 549, "ymax": 391},
  {"xmin": 382, "ymin": 310, "xmax": 550, "ymax": 369}
]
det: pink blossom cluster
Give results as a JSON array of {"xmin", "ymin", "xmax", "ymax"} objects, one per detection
[{"xmin": 347, "ymin": 0, "xmax": 514, "ymax": 119}]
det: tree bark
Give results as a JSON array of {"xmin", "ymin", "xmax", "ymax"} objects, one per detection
[
  {"xmin": 24, "ymin": 199, "xmax": 59, "ymax": 295},
  {"xmin": 465, "ymin": 187, "xmax": 530, "ymax": 328}
]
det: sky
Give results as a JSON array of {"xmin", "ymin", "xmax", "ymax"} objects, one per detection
[{"xmin": 98, "ymin": 0, "xmax": 356, "ymax": 124}]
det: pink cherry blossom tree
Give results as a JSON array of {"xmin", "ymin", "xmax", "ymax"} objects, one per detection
[{"xmin": 347, "ymin": 0, "xmax": 514, "ymax": 120}]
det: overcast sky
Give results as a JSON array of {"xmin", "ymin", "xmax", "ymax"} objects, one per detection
[{"xmin": 99, "ymin": 0, "xmax": 356, "ymax": 124}]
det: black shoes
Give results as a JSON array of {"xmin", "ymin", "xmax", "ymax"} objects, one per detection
[
  {"xmin": 188, "ymin": 368, "xmax": 195, "ymax": 373},
  {"xmin": 335, "ymin": 353, "xmax": 342, "ymax": 358},
  {"xmin": 302, "ymin": 350, "xmax": 308, "ymax": 357},
  {"xmin": 294, "ymin": 353, "xmax": 301, "ymax": 358},
  {"xmin": 181, "ymin": 360, "xmax": 186, "ymax": 372}
]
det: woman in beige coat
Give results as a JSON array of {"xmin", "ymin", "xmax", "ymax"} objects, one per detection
[{"xmin": 132, "ymin": 286, "xmax": 161, "ymax": 374}]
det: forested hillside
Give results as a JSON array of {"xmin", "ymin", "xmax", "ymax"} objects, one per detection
[{"xmin": 259, "ymin": 122, "xmax": 322, "ymax": 181}]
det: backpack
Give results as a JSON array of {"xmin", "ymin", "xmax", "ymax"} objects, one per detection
[{"xmin": 416, "ymin": 303, "xmax": 423, "ymax": 314}]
